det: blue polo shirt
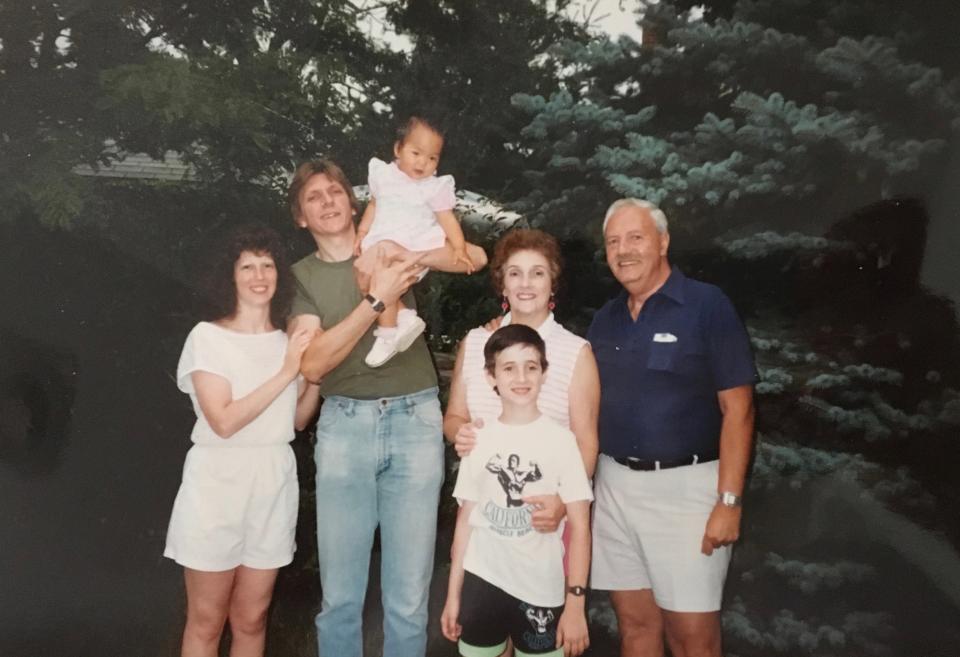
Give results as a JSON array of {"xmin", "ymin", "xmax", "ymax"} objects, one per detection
[{"xmin": 587, "ymin": 267, "xmax": 756, "ymax": 461}]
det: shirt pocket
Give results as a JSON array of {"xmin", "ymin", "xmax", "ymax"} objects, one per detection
[
  {"xmin": 647, "ymin": 337, "xmax": 706, "ymax": 374},
  {"xmin": 647, "ymin": 341, "xmax": 679, "ymax": 371}
]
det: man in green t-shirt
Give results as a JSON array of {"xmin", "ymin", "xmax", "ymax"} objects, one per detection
[{"xmin": 287, "ymin": 159, "xmax": 474, "ymax": 657}]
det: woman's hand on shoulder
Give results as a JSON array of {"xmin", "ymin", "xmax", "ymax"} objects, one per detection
[
  {"xmin": 523, "ymin": 493, "xmax": 566, "ymax": 533},
  {"xmin": 283, "ymin": 327, "xmax": 313, "ymax": 378}
]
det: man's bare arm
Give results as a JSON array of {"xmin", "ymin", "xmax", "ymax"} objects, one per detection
[
  {"xmin": 701, "ymin": 384, "xmax": 754, "ymax": 555},
  {"xmin": 299, "ymin": 249, "xmax": 425, "ymax": 382}
]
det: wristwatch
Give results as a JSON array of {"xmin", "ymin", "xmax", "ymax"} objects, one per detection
[
  {"xmin": 567, "ymin": 585, "xmax": 587, "ymax": 597},
  {"xmin": 718, "ymin": 491, "xmax": 742, "ymax": 508},
  {"xmin": 364, "ymin": 293, "xmax": 385, "ymax": 313}
]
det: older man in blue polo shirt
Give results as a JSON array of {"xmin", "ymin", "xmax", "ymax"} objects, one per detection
[{"xmin": 588, "ymin": 199, "xmax": 756, "ymax": 657}]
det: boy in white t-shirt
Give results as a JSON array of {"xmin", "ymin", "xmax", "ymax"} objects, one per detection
[{"xmin": 441, "ymin": 324, "xmax": 593, "ymax": 657}]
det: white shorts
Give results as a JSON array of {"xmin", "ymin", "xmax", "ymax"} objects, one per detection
[
  {"xmin": 590, "ymin": 455, "xmax": 730, "ymax": 612},
  {"xmin": 164, "ymin": 444, "xmax": 298, "ymax": 571}
]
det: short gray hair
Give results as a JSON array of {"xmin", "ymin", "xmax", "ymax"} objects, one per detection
[{"xmin": 602, "ymin": 199, "xmax": 669, "ymax": 235}]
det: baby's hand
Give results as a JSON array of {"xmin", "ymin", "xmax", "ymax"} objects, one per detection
[{"xmin": 453, "ymin": 247, "xmax": 474, "ymax": 274}]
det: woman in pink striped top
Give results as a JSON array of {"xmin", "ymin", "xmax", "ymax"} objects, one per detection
[{"xmin": 443, "ymin": 229, "xmax": 600, "ymax": 532}]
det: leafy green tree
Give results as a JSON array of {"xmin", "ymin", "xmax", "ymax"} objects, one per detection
[
  {"xmin": 0, "ymin": 1, "xmax": 152, "ymax": 226},
  {"xmin": 0, "ymin": 1, "xmax": 396, "ymax": 227},
  {"xmin": 101, "ymin": 0, "xmax": 397, "ymax": 183}
]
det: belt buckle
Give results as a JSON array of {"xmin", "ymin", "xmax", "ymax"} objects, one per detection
[{"xmin": 623, "ymin": 457, "xmax": 643, "ymax": 471}]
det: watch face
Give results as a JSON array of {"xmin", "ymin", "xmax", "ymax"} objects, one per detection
[{"xmin": 720, "ymin": 492, "xmax": 741, "ymax": 507}]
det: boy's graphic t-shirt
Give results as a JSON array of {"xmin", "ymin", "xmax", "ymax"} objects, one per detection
[{"xmin": 452, "ymin": 414, "xmax": 593, "ymax": 607}]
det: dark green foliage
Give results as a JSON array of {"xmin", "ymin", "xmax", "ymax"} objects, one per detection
[
  {"xmin": 0, "ymin": 0, "xmax": 396, "ymax": 227},
  {"xmin": 507, "ymin": 1, "xmax": 960, "ymax": 245},
  {"xmin": 382, "ymin": 0, "xmax": 586, "ymax": 197}
]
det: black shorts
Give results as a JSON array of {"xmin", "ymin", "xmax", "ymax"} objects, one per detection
[{"xmin": 458, "ymin": 571, "xmax": 564, "ymax": 657}]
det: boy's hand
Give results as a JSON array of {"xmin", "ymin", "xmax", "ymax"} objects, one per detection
[
  {"xmin": 440, "ymin": 598, "xmax": 462, "ymax": 642},
  {"xmin": 454, "ymin": 418, "xmax": 484, "ymax": 458},
  {"xmin": 556, "ymin": 607, "xmax": 589, "ymax": 657},
  {"xmin": 522, "ymin": 493, "xmax": 566, "ymax": 533},
  {"xmin": 452, "ymin": 246, "xmax": 474, "ymax": 274}
]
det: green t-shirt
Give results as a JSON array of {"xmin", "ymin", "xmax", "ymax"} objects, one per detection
[{"xmin": 290, "ymin": 253, "xmax": 437, "ymax": 399}]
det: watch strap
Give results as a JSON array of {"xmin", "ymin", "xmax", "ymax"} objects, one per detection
[{"xmin": 364, "ymin": 293, "xmax": 385, "ymax": 313}]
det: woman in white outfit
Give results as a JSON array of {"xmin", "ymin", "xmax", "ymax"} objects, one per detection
[{"xmin": 164, "ymin": 224, "xmax": 321, "ymax": 657}]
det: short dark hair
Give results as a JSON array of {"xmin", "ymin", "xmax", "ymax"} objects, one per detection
[
  {"xmin": 483, "ymin": 324, "xmax": 548, "ymax": 374},
  {"xmin": 200, "ymin": 224, "xmax": 293, "ymax": 330},
  {"xmin": 287, "ymin": 159, "xmax": 359, "ymax": 225},
  {"xmin": 395, "ymin": 115, "xmax": 445, "ymax": 146}
]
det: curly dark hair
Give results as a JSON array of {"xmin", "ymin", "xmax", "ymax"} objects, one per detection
[
  {"xmin": 200, "ymin": 224, "xmax": 293, "ymax": 330},
  {"xmin": 489, "ymin": 228, "xmax": 563, "ymax": 297}
]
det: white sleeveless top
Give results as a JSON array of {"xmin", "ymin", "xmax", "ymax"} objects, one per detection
[{"xmin": 462, "ymin": 313, "xmax": 587, "ymax": 429}]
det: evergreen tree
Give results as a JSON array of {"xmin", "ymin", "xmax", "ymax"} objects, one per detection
[
  {"xmin": 509, "ymin": 1, "xmax": 960, "ymax": 244},
  {"xmin": 507, "ymin": 4, "xmax": 960, "ymax": 653}
]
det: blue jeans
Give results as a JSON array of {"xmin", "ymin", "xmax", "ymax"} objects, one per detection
[{"xmin": 313, "ymin": 387, "xmax": 444, "ymax": 657}]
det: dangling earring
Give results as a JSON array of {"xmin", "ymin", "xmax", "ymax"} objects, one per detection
[
  {"xmin": 501, "ymin": 296, "xmax": 510, "ymax": 314},
  {"xmin": 548, "ymin": 294, "xmax": 556, "ymax": 311}
]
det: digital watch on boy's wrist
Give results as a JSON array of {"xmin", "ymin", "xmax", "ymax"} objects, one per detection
[
  {"xmin": 567, "ymin": 585, "xmax": 587, "ymax": 597},
  {"xmin": 364, "ymin": 293, "xmax": 385, "ymax": 313}
]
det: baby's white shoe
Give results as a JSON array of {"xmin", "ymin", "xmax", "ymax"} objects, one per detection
[
  {"xmin": 365, "ymin": 328, "xmax": 399, "ymax": 367},
  {"xmin": 395, "ymin": 309, "xmax": 426, "ymax": 353}
]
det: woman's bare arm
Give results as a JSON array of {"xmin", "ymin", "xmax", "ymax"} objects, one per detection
[{"xmin": 568, "ymin": 343, "xmax": 600, "ymax": 477}]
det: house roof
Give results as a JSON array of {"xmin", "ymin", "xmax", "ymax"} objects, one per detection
[{"xmin": 72, "ymin": 146, "xmax": 197, "ymax": 182}]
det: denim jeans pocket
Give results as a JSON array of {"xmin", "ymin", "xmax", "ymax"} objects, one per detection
[
  {"xmin": 410, "ymin": 397, "xmax": 442, "ymax": 428},
  {"xmin": 316, "ymin": 398, "xmax": 347, "ymax": 433}
]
